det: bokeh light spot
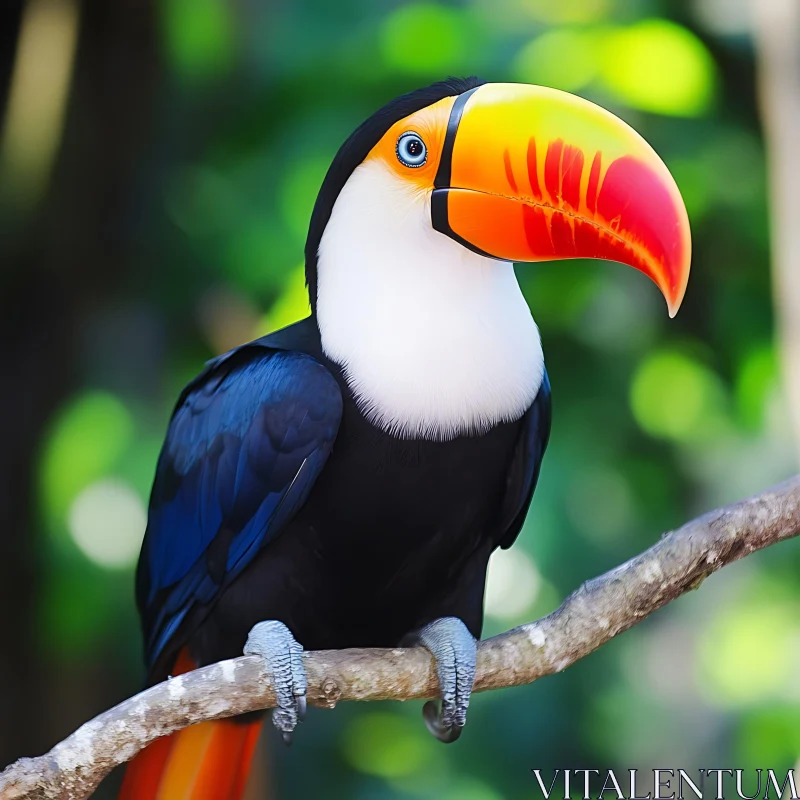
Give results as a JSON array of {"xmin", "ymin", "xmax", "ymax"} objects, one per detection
[
  {"xmin": 485, "ymin": 547, "xmax": 540, "ymax": 620},
  {"xmin": 699, "ymin": 600, "xmax": 799, "ymax": 707},
  {"xmin": 41, "ymin": 392, "xmax": 135, "ymax": 524},
  {"xmin": 0, "ymin": 0, "xmax": 79, "ymax": 210},
  {"xmin": 630, "ymin": 350, "xmax": 727, "ymax": 441},
  {"xmin": 160, "ymin": 0, "xmax": 235, "ymax": 80},
  {"xmin": 379, "ymin": 4, "xmax": 467, "ymax": 76},
  {"xmin": 599, "ymin": 20, "xmax": 715, "ymax": 116},
  {"xmin": 343, "ymin": 712, "xmax": 436, "ymax": 778},
  {"xmin": 513, "ymin": 30, "xmax": 599, "ymax": 92},
  {"xmin": 68, "ymin": 479, "xmax": 146, "ymax": 569}
]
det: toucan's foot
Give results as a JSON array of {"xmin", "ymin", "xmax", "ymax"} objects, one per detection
[
  {"xmin": 244, "ymin": 620, "xmax": 307, "ymax": 745},
  {"xmin": 414, "ymin": 617, "xmax": 477, "ymax": 744}
]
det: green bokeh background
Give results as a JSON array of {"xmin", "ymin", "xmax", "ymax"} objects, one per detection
[{"xmin": 1, "ymin": 0, "xmax": 798, "ymax": 797}]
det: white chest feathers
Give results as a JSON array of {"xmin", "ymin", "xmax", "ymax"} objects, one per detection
[{"xmin": 315, "ymin": 160, "xmax": 544, "ymax": 441}]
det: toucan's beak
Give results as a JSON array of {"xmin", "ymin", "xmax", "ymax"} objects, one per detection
[{"xmin": 431, "ymin": 83, "xmax": 691, "ymax": 317}]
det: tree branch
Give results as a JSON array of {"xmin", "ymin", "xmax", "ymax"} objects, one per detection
[{"xmin": 3, "ymin": 475, "xmax": 800, "ymax": 800}]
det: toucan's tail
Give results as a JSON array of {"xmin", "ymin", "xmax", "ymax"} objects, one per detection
[{"xmin": 119, "ymin": 650, "xmax": 262, "ymax": 800}]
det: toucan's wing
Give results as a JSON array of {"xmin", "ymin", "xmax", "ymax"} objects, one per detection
[
  {"xmin": 136, "ymin": 347, "xmax": 342, "ymax": 672},
  {"xmin": 496, "ymin": 368, "xmax": 551, "ymax": 550}
]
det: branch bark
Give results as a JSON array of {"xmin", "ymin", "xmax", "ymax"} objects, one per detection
[{"xmin": 3, "ymin": 474, "xmax": 800, "ymax": 800}]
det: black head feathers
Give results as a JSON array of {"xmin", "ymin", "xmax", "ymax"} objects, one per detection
[{"xmin": 304, "ymin": 77, "xmax": 486, "ymax": 309}]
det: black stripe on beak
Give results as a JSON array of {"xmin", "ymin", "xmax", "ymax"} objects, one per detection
[
  {"xmin": 431, "ymin": 86, "xmax": 496, "ymax": 258},
  {"xmin": 433, "ymin": 85, "xmax": 479, "ymax": 190}
]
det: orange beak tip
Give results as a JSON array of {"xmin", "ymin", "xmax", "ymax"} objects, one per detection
[{"xmin": 667, "ymin": 277, "xmax": 689, "ymax": 318}]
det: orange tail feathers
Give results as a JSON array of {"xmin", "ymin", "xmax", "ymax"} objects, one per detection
[{"xmin": 119, "ymin": 650, "xmax": 262, "ymax": 800}]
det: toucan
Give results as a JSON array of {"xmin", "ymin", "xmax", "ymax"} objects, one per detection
[{"xmin": 120, "ymin": 77, "xmax": 690, "ymax": 799}]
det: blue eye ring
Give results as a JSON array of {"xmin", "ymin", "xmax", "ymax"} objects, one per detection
[{"xmin": 396, "ymin": 132, "xmax": 427, "ymax": 168}]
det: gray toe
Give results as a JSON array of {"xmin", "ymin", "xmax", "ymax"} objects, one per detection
[
  {"xmin": 244, "ymin": 620, "xmax": 307, "ymax": 743},
  {"xmin": 416, "ymin": 617, "xmax": 477, "ymax": 743}
]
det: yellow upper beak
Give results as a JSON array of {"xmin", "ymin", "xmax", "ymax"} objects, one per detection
[{"xmin": 431, "ymin": 83, "xmax": 691, "ymax": 317}]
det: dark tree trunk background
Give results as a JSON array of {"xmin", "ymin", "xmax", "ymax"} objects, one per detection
[{"xmin": 0, "ymin": 0, "xmax": 159, "ymax": 769}]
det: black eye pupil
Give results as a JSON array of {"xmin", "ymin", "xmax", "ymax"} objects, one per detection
[{"xmin": 407, "ymin": 140, "xmax": 422, "ymax": 156}]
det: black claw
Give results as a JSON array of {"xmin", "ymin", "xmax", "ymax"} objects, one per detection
[
  {"xmin": 282, "ymin": 730, "xmax": 293, "ymax": 746},
  {"xmin": 422, "ymin": 700, "xmax": 464, "ymax": 744},
  {"xmin": 296, "ymin": 695, "xmax": 307, "ymax": 722}
]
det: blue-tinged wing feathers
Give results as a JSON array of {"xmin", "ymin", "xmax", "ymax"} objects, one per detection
[{"xmin": 136, "ymin": 348, "xmax": 342, "ymax": 670}]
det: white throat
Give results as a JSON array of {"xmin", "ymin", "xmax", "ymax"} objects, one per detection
[{"xmin": 315, "ymin": 160, "xmax": 544, "ymax": 441}]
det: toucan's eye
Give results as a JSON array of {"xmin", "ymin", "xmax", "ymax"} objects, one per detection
[{"xmin": 396, "ymin": 132, "xmax": 427, "ymax": 168}]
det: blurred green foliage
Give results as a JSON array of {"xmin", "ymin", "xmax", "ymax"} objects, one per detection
[{"xmin": 4, "ymin": 0, "xmax": 799, "ymax": 796}]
